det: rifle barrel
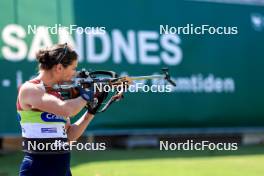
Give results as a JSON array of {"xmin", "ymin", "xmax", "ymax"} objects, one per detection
[{"xmin": 129, "ymin": 75, "xmax": 164, "ymax": 81}]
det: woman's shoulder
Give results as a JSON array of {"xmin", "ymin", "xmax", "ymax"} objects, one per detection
[
  {"xmin": 18, "ymin": 79, "xmax": 45, "ymax": 110},
  {"xmin": 19, "ymin": 79, "xmax": 45, "ymax": 94}
]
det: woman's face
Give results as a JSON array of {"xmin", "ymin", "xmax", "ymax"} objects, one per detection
[{"xmin": 60, "ymin": 60, "xmax": 78, "ymax": 81}]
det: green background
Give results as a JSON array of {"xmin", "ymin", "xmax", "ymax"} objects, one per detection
[{"xmin": 0, "ymin": 0, "xmax": 264, "ymax": 135}]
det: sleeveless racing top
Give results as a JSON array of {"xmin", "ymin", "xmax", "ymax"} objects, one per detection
[{"xmin": 17, "ymin": 79, "xmax": 69, "ymax": 153}]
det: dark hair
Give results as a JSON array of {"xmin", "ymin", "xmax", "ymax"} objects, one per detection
[{"xmin": 36, "ymin": 43, "xmax": 78, "ymax": 70}]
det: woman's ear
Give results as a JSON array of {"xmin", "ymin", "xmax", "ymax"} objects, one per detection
[{"xmin": 54, "ymin": 64, "xmax": 63, "ymax": 73}]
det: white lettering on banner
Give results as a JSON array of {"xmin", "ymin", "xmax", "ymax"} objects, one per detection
[
  {"xmin": 160, "ymin": 34, "xmax": 182, "ymax": 65},
  {"xmin": 2, "ymin": 24, "xmax": 27, "ymax": 61},
  {"xmin": 112, "ymin": 30, "xmax": 136, "ymax": 64},
  {"xmin": 1, "ymin": 24, "xmax": 183, "ymax": 66},
  {"xmin": 138, "ymin": 31, "xmax": 160, "ymax": 65},
  {"xmin": 86, "ymin": 33, "xmax": 111, "ymax": 63},
  {"xmin": 172, "ymin": 74, "xmax": 235, "ymax": 93}
]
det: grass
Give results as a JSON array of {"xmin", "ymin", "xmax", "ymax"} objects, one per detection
[{"xmin": 1, "ymin": 146, "xmax": 264, "ymax": 176}]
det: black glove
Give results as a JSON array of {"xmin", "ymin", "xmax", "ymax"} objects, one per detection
[{"xmin": 86, "ymin": 91, "xmax": 108, "ymax": 115}]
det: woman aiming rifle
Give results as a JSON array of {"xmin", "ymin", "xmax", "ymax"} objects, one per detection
[{"xmin": 17, "ymin": 43, "xmax": 106, "ymax": 176}]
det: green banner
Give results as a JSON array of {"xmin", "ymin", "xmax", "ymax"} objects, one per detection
[{"xmin": 0, "ymin": 0, "xmax": 264, "ymax": 134}]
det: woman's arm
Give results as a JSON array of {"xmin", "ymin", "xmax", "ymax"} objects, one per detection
[
  {"xmin": 19, "ymin": 82, "xmax": 87, "ymax": 117},
  {"xmin": 66, "ymin": 111, "xmax": 95, "ymax": 141}
]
